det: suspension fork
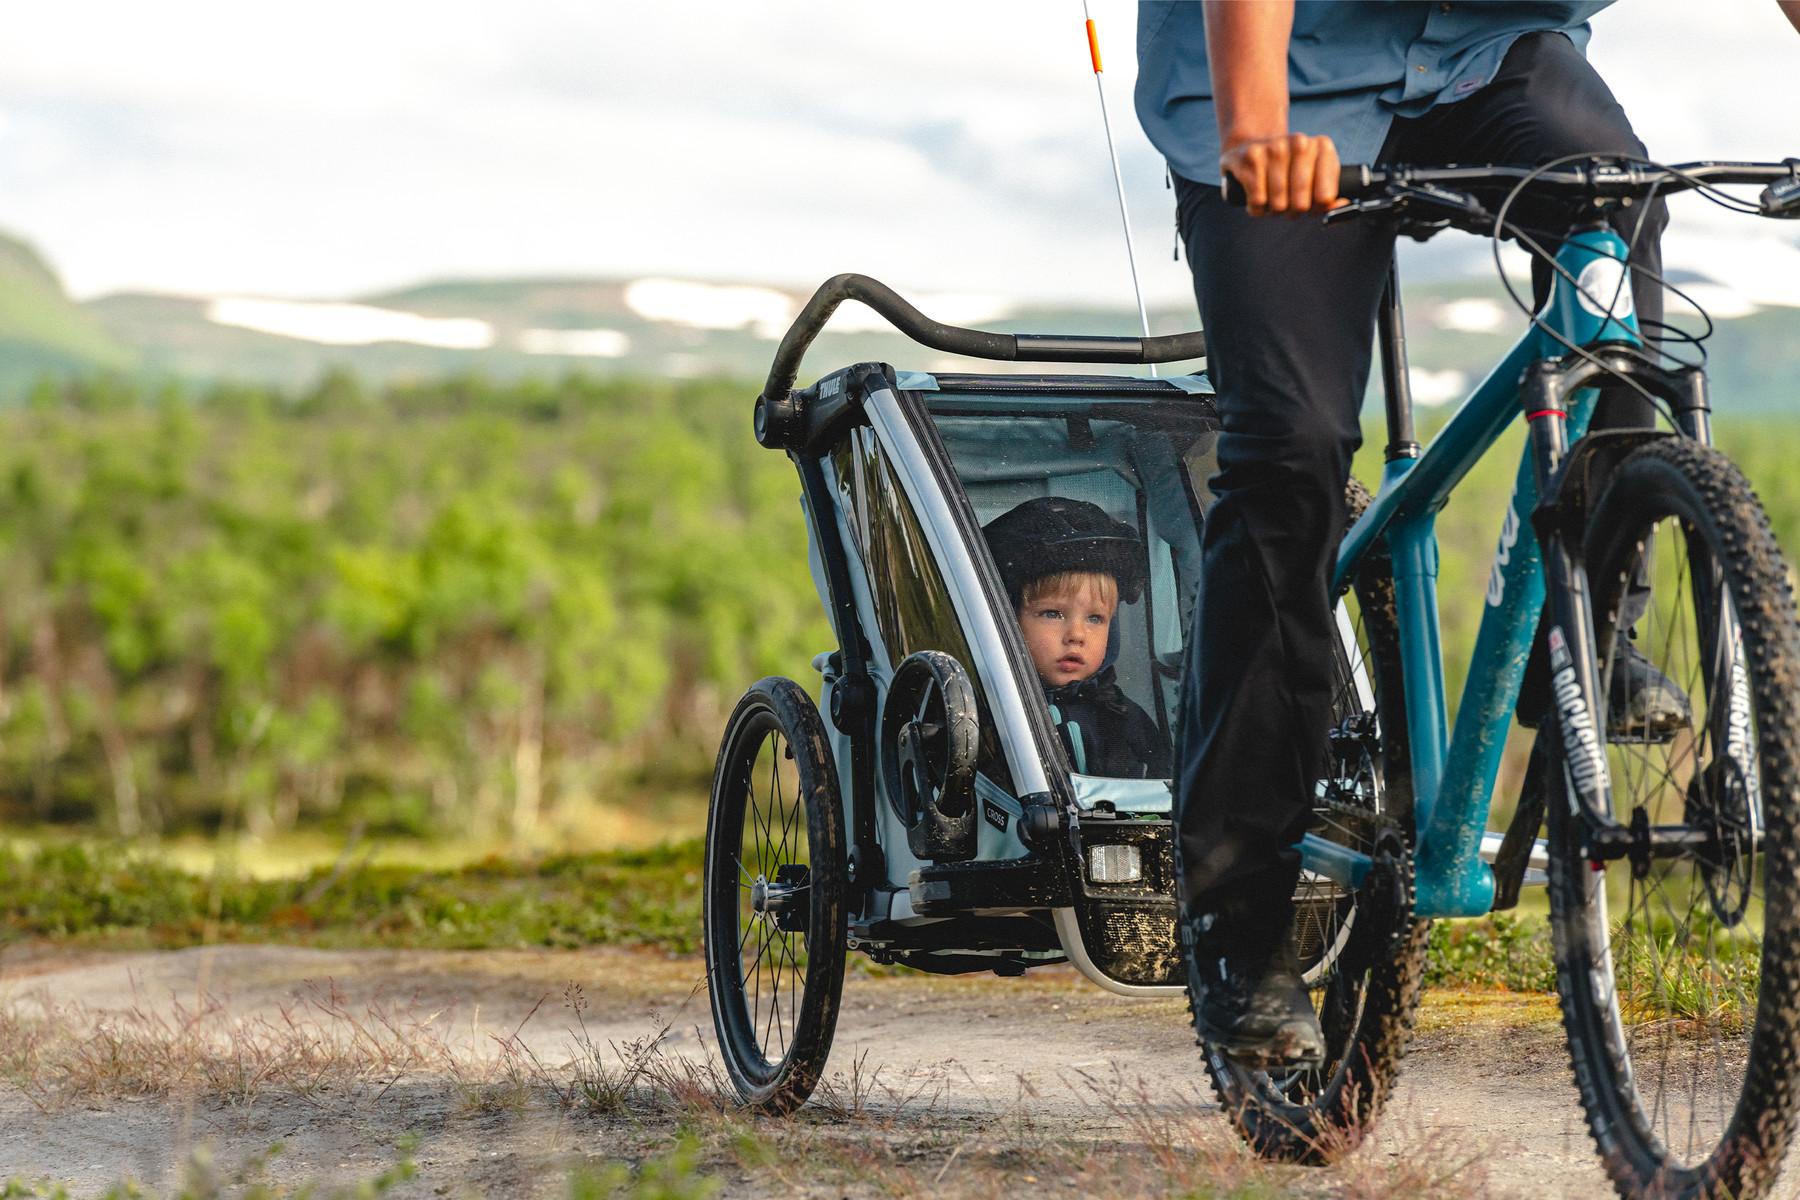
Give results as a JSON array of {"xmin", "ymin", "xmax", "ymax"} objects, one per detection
[
  {"xmin": 1526, "ymin": 355, "xmax": 1759, "ymax": 861},
  {"xmin": 1521, "ymin": 363, "xmax": 1614, "ymax": 856}
]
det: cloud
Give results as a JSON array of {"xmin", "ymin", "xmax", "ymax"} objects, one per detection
[{"xmin": 0, "ymin": 0, "xmax": 1794, "ymax": 312}]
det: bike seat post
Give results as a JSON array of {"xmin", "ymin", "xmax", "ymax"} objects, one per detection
[{"xmin": 1377, "ymin": 258, "xmax": 1421, "ymax": 463}]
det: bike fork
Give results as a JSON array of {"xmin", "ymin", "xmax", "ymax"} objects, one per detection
[
  {"xmin": 1520, "ymin": 365, "xmax": 1614, "ymax": 856},
  {"xmin": 1523, "ymin": 359, "xmax": 1759, "ymax": 863}
]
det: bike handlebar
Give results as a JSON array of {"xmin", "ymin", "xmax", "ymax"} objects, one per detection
[
  {"xmin": 1222, "ymin": 158, "xmax": 1800, "ymax": 217},
  {"xmin": 759, "ymin": 273, "xmax": 1208, "ymax": 408}
]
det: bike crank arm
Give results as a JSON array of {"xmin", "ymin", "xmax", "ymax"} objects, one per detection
[{"xmin": 1298, "ymin": 832, "xmax": 1373, "ymax": 890}]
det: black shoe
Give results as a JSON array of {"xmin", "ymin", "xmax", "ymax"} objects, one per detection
[
  {"xmin": 1516, "ymin": 636, "xmax": 1691, "ymax": 740},
  {"xmin": 1607, "ymin": 641, "xmax": 1691, "ymax": 742},
  {"xmin": 1182, "ymin": 911, "xmax": 1324, "ymax": 1068}
]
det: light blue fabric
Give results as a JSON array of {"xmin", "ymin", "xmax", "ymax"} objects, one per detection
[
  {"xmin": 1162, "ymin": 373, "xmax": 1214, "ymax": 396},
  {"xmin": 894, "ymin": 370, "xmax": 940, "ymax": 392},
  {"xmin": 1135, "ymin": 1, "xmax": 1610, "ymax": 186},
  {"xmin": 1071, "ymin": 773, "xmax": 1174, "ymax": 815}
]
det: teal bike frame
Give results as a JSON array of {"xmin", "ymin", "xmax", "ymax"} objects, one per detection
[{"xmin": 1297, "ymin": 226, "xmax": 1641, "ymax": 918}]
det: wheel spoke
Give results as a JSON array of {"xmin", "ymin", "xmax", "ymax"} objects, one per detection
[
  {"xmin": 1548, "ymin": 449, "xmax": 1800, "ymax": 1192},
  {"xmin": 703, "ymin": 686, "xmax": 847, "ymax": 1116}
]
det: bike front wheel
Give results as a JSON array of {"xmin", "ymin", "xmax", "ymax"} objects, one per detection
[{"xmin": 1548, "ymin": 438, "xmax": 1800, "ymax": 1199}]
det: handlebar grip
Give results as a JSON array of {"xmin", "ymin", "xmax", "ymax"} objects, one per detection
[{"xmin": 1221, "ymin": 164, "xmax": 1377, "ymax": 207}]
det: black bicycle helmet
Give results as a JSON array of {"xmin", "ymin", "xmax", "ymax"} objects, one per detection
[{"xmin": 981, "ymin": 496, "xmax": 1145, "ymax": 609}]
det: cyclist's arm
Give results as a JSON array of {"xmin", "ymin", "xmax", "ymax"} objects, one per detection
[
  {"xmin": 1780, "ymin": 0, "xmax": 1800, "ymax": 34},
  {"xmin": 1201, "ymin": 0, "xmax": 1340, "ymax": 217}
]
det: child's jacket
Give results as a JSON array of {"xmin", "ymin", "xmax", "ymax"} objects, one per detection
[{"xmin": 1043, "ymin": 665, "xmax": 1170, "ymax": 780}]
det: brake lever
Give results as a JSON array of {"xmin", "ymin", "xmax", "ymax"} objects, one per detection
[
  {"xmin": 1322, "ymin": 194, "xmax": 1400, "ymax": 225},
  {"xmin": 1322, "ymin": 182, "xmax": 1493, "ymax": 239},
  {"xmin": 1395, "ymin": 182, "xmax": 1494, "ymax": 226},
  {"xmin": 1758, "ymin": 158, "xmax": 1800, "ymax": 219}
]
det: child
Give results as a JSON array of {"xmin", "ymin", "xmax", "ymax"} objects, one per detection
[{"xmin": 982, "ymin": 497, "xmax": 1171, "ymax": 780}]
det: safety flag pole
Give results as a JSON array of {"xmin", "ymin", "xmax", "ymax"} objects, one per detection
[{"xmin": 1082, "ymin": 1, "xmax": 1155, "ymax": 377}]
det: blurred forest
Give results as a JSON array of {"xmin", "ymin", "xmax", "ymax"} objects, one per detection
[
  {"xmin": 0, "ymin": 371, "xmax": 827, "ymax": 847},
  {"xmin": 0, "ymin": 367, "xmax": 1796, "ymax": 854}
]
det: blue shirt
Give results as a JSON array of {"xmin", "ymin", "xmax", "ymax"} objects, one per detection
[{"xmin": 1135, "ymin": 1, "xmax": 1611, "ymax": 186}]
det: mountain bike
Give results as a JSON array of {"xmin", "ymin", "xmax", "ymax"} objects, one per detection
[{"xmin": 1211, "ymin": 157, "xmax": 1800, "ymax": 1198}]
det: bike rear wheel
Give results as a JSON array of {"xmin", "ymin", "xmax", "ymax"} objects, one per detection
[
  {"xmin": 1548, "ymin": 438, "xmax": 1800, "ymax": 1199},
  {"xmin": 1204, "ymin": 479, "xmax": 1429, "ymax": 1163}
]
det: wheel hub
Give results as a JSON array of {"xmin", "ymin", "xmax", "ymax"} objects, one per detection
[
  {"xmin": 1689, "ymin": 756, "xmax": 1757, "ymax": 926},
  {"xmin": 750, "ymin": 864, "xmax": 810, "ymax": 932}
]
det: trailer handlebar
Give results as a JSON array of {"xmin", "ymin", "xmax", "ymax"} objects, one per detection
[{"xmin": 759, "ymin": 273, "xmax": 1207, "ymax": 408}]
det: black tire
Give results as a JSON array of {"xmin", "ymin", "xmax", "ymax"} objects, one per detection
[
  {"xmin": 882, "ymin": 650, "xmax": 981, "ymax": 862},
  {"xmin": 704, "ymin": 677, "xmax": 848, "ymax": 1113},
  {"xmin": 1204, "ymin": 478, "xmax": 1430, "ymax": 1163},
  {"xmin": 1547, "ymin": 438, "xmax": 1800, "ymax": 1199}
]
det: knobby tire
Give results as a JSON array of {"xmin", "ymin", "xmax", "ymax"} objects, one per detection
[{"xmin": 1547, "ymin": 438, "xmax": 1800, "ymax": 1199}]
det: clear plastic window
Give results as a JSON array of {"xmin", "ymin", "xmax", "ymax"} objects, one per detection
[{"xmin": 926, "ymin": 396, "xmax": 1219, "ymax": 781}]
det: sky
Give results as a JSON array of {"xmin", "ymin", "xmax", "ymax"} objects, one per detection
[{"xmin": 2, "ymin": 1, "xmax": 1799, "ymax": 311}]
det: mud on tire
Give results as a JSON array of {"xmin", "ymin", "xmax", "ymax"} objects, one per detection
[{"xmin": 1546, "ymin": 437, "xmax": 1800, "ymax": 1199}]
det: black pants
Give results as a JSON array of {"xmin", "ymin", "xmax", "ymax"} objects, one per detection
[{"xmin": 1172, "ymin": 32, "xmax": 1668, "ymax": 928}]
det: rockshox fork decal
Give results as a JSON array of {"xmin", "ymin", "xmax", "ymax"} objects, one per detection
[{"xmin": 1549, "ymin": 626, "xmax": 1609, "ymax": 810}]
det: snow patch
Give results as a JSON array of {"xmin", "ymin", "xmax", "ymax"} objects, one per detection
[
  {"xmin": 1664, "ymin": 282, "xmax": 1760, "ymax": 321},
  {"xmin": 825, "ymin": 294, "xmax": 1013, "ymax": 333},
  {"xmin": 1410, "ymin": 368, "xmax": 1467, "ymax": 408},
  {"xmin": 1435, "ymin": 298, "xmax": 1509, "ymax": 334},
  {"xmin": 625, "ymin": 279, "xmax": 795, "ymax": 339},
  {"xmin": 622, "ymin": 277, "xmax": 1013, "ymax": 340},
  {"xmin": 518, "ymin": 328, "xmax": 630, "ymax": 357},
  {"xmin": 1666, "ymin": 233, "xmax": 1800, "ymax": 310},
  {"xmin": 207, "ymin": 297, "xmax": 493, "ymax": 349}
]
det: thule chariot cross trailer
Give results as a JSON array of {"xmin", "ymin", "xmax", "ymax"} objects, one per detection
[{"xmin": 702, "ymin": 274, "xmax": 1421, "ymax": 1114}]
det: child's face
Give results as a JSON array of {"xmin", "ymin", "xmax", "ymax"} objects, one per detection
[{"xmin": 1018, "ymin": 577, "xmax": 1116, "ymax": 687}]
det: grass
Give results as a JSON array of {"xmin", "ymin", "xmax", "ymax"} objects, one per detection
[
  {"xmin": 1424, "ymin": 913, "xmax": 1557, "ymax": 994},
  {"xmin": 0, "ymin": 837, "xmax": 704, "ymax": 954},
  {"xmin": 0, "ymin": 834, "xmax": 1586, "ymax": 997},
  {"xmin": 0, "ymin": 977, "xmax": 1507, "ymax": 1200},
  {"xmin": 1, "ymin": 1138, "xmax": 735, "ymax": 1200}
]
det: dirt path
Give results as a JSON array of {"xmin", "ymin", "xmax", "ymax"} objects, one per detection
[{"xmin": 0, "ymin": 944, "xmax": 1729, "ymax": 1197}]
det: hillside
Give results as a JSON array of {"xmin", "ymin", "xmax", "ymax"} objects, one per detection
[
  {"xmin": 0, "ymin": 233, "xmax": 134, "ymax": 393},
  {"xmin": 0, "ymin": 230, "xmax": 1797, "ymax": 411}
]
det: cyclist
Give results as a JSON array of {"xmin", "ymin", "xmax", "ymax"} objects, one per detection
[{"xmin": 1135, "ymin": 1, "xmax": 1800, "ymax": 1067}]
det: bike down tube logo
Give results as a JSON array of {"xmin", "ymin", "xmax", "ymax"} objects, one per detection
[
  {"xmin": 1485, "ymin": 487, "xmax": 1523, "ymax": 607},
  {"xmin": 1549, "ymin": 626, "xmax": 1609, "ymax": 804}
]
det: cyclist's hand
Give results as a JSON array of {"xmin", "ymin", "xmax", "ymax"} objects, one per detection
[{"xmin": 1220, "ymin": 133, "xmax": 1343, "ymax": 217}]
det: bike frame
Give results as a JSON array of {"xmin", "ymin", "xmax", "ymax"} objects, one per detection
[{"xmin": 1298, "ymin": 226, "xmax": 1644, "ymax": 917}]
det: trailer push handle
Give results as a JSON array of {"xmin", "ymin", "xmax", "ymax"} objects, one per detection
[{"xmin": 759, "ymin": 273, "xmax": 1207, "ymax": 406}]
